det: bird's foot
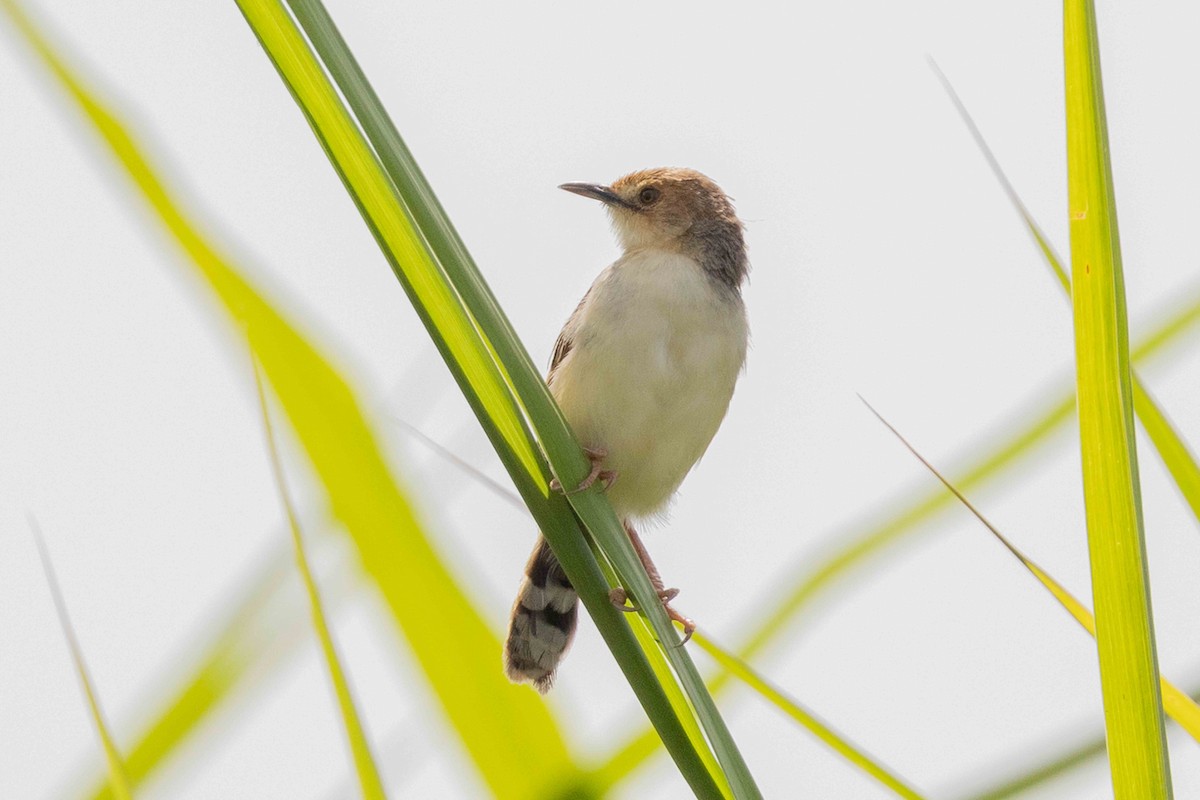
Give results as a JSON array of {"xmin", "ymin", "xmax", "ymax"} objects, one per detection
[
  {"xmin": 609, "ymin": 587, "xmax": 695, "ymax": 644},
  {"xmin": 549, "ymin": 446, "xmax": 616, "ymax": 494}
]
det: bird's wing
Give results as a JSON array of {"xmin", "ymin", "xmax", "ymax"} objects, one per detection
[{"xmin": 547, "ymin": 287, "xmax": 591, "ymax": 383}]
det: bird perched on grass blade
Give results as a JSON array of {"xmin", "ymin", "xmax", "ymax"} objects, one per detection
[{"xmin": 504, "ymin": 167, "xmax": 750, "ymax": 692}]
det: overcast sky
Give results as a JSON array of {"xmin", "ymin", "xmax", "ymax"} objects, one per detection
[{"xmin": 3, "ymin": 1, "xmax": 1200, "ymax": 798}]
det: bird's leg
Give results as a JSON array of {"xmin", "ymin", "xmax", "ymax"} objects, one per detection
[
  {"xmin": 549, "ymin": 445, "xmax": 617, "ymax": 494},
  {"xmin": 609, "ymin": 521, "xmax": 695, "ymax": 644}
]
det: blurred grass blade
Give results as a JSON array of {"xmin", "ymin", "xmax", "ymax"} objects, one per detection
[
  {"xmin": 692, "ymin": 632, "xmax": 927, "ymax": 800},
  {"xmin": 242, "ymin": 0, "xmax": 759, "ymax": 795},
  {"xmin": 28, "ymin": 517, "xmax": 133, "ymax": 800},
  {"xmin": 87, "ymin": 547, "xmax": 345, "ymax": 800},
  {"xmin": 933, "ymin": 61, "xmax": 1200, "ymax": 529},
  {"xmin": 864, "ymin": 401, "xmax": 1200, "ymax": 744},
  {"xmin": 959, "ymin": 682, "xmax": 1200, "ymax": 800},
  {"xmin": 1064, "ymin": 0, "xmax": 1171, "ymax": 794},
  {"xmin": 961, "ymin": 735, "xmax": 1108, "ymax": 800},
  {"xmin": 0, "ymin": 3, "xmax": 580, "ymax": 797},
  {"xmin": 252, "ymin": 361, "xmax": 386, "ymax": 800},
  {"xmin": 594, "ymin": 278, "xmax": 1200, "ymax": 791}
]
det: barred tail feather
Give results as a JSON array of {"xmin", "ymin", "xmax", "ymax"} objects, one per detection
[{"xmin": 504, "ymin": 536, "xmax": 578, "ymax": 693}]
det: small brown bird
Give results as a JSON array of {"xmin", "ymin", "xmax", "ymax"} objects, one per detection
[{"xmin": 503, "ymin": 167, "xmax": 750, "ymax": 692}]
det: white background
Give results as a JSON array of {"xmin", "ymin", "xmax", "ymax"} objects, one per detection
[{"xmin": 3, "ymin": 1, "xmax": 1200, "ymax": 798}]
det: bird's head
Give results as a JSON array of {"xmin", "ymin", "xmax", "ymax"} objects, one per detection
[{"xmin": 559, "ymin": 167, "xmax": 748, "ymax": 288}]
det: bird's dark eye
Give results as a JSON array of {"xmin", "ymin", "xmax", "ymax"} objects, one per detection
[{"xmin": 638, "ymin": 186, "xmax": 661, "ymax": 205}]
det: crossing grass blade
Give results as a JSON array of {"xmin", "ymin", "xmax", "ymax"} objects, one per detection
[
  {"xmin": 0, "ymin": 3, "xmax": 580, "ymax": 797},
  {"xmin": 692, "ymin": 632, "xmax": 927, "ymax": 800},
  {"xmin": 1064, "ymin": 1, "xmax": 1172, "ymax": 794},
  {"xmin": 863, "ymin": 401, "xmax": 1200, "ymax": 745},
  {"xmin": 28, "ymin": 518, "xmax": 133, "ymax": 800},
  {"xmin": 932, "ymin": 61, "xmax": 1200, "ymax": 531},
  {"xmin": 252, "ymin": 361, "xmax": 386, "ymax": 800}
]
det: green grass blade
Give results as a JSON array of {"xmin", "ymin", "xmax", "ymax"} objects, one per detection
[
  {"xmin": 239, "ymin": 1, "xmax": 758, "ymax": 795},
  {"xmin": 0, "ymin": 3, "xmax": 579, "ymax": 796},
  {"xmin": 283, "ymin": 0, "xmax": 553, "ymax": 424},
  {"xmin": 933, "ymin": 62, "xmax": 1200, "ymax": 531},
  {"xmin": 28, "ymin": 518, "xmax": 133, "ymax": 800},
  {"xmin": 692, "ymin": 632, "xmax": 927, "ymax": 800},
  {"xmin": 1064, "ymin": 1, "xmax": 1171, "ymax": 794},
  {"xmin": 252, "ymin": 361, "xmax": 386, "ymax": 800},
  {"xmin": 281, "ymin": 3, "xmax": 757, "ymax": 793}
]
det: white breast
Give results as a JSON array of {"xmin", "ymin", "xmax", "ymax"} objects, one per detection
[{"xmin": 550, "ymin": 248, "xmax": 748, "ymax": 518}]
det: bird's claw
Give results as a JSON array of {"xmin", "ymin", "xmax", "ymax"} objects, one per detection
[
  {"xmin": 608, "ymin": 587, "xmax": 693, "ymax": 644},
  {"xmin": 550, "ymin": 446, "xmax": 616, "ymax": 495}
]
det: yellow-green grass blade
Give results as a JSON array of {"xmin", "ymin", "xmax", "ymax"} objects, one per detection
[
  {"xmin": 593, "ymin": 278, "xmax": 1200, "ymax": 791},
  {"xmin": 28, "ymin": 518, "xmax": 133, "ymax": 800},
  {"xmin": 0, "ymin": 4, "xmax": 578, "ymax": 797},
  {"xmin": 865, "ymin": 401, "xmax": 1200, "ymax": 744},
  {"xmin": 1064, "ymin": 0, "xmax": 1171, "ymax": 794},
  {"xmin": 240, "ymin": 1, "xmax": 758, "ymax": 795},
  {"xmin": 692, "ymin": 632, "xmax": 927, "ymax": 800},
  {"xmin": 1132, "ymin": 384, "xmax": 1200, "ymax": 524},
  {"xmin": 252, "ymin": 361, "xmax": 386, "ymax": 800},
  {"xmin": 933, "ymin": 62, "xmax": 1200, "ymax": 530}
]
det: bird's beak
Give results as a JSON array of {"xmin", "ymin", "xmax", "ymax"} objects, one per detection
[{"xmin": 558, "ymin": 182, "xmax": 631, "ymax": 209}]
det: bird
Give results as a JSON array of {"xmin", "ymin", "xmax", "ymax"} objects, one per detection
[{"xmin": 503, "ymin": 167, "xmax": 750, "ymax": 693}]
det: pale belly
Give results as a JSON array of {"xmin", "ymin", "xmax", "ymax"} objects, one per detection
[{"xmin": 550, "ymin": 249, "xmax": 748, "ymax": 518}]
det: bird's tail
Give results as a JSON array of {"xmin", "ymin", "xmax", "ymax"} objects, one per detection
[{"xmin": 504, "ymin": 536, "xmax": 579, "ymax": 693}]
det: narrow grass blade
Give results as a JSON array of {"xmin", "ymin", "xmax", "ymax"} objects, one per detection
[
  {"xmin": 593, "ymin": 278, "xmax": 1200, "ymax": 791},
  {"xmin": 1064, "ymin": 1, "xmax": 1171, "ymax": 793},
  {"xmin": 240, "ymin": 1, "xmax": 757, "ymax": 795},
  {"xmin": 932, "ymin": 62, "xmax": 1200, "ymax": 530},
  {"xmin": 863, "ymin": 400, "xmax": 1200, "ymax": 744},
  {"xmin": 0, "ymin": 4, "xmax": 578, "ymax": 797},
  {"xmin": 390, "ymin": 417, "xmax": 529, "ymax": 513},
  {"xmin": 692, "ymin": 632, "xmax": 927, "ymax": 800},
  {"xmin": 252, "ymin": 361, "xmax": 386, "ymax": 799},
  {"xmin": 28, "ymin": 517, "xmax": 133, "ymax": 800}
]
